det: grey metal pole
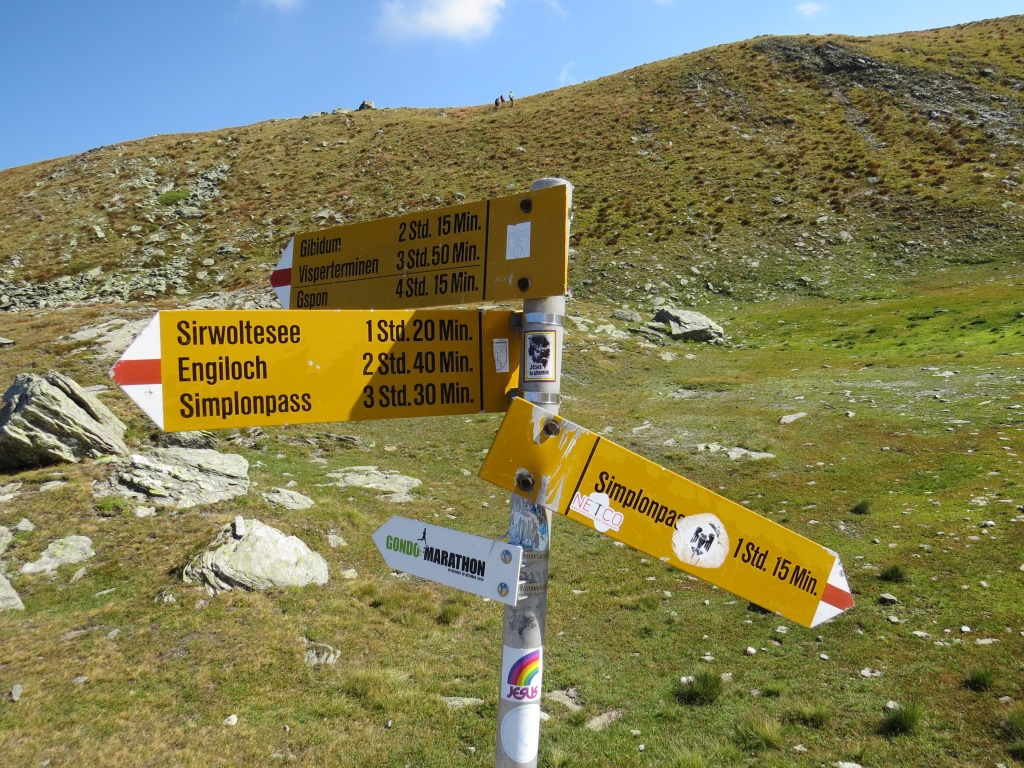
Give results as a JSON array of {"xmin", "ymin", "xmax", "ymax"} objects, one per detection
[{"xmin": 495, "ymin": 177, "xmax": 572, "ymax": 768}]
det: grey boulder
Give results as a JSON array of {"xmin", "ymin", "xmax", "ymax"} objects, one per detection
[
  {"xmin": 183, "ymin": 517, "xmax": 328, "ymax": 594},
  {"xmin": 104, "ymin": 447, "xmax": 249, "ymax": 509},
  {"xmin": 0, "ymin": 371, "xmax": 128, "ymax": 469},
  {"xmin": 651, "ymin": 309, "xmax": 726, "ymax": 344}
]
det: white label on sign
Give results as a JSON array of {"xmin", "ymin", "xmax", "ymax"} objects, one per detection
[
  {"xmin": 673, "ymin": 513, "xmax": 730, "ymax": 569},
  {"xmin": 506, "ymin": 222, "xmax": 531, "ymax": 260},
  {"xmin": 493, "ymin": 338, "xmax": 510, "ymax": 373}
]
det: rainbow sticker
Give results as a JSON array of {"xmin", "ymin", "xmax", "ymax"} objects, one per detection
[{"xmin": 502, "ymin": 646, "xmax": 543, "ymax": 702}]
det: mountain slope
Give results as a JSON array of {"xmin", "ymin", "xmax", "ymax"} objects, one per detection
[{"xmin": 0, "ymin": 15, "xmax": 1021, "ymax": 311}]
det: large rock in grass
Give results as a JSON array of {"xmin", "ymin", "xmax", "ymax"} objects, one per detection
[
  {"xmin": 183, "ymin": 517, "xmax": 328, "ymax": 594},
  {"xmin": 0, "ymin": 574, "xmax": 24, "ymax": 611},
  {"xmin": 651, "ymin": 309, "xmax": 726, "ymax": 344},
  {"xmin": 20, "ymin": 535, "xmax": 95, "ymax": 576},
  {"xmin": 103, "ymin": 447, "xmax": 249, "ymax": 509},
  {"xmin": 0, "ymin": 372, "xmax": 128, "ymax": 469}
]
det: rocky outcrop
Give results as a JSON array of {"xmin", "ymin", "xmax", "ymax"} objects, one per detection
[
  {"xmin": 183, "ymin": 517, "xmax": 328, "ymax": 594},
  {"xmin": 0, "ymin": 372, "xmax": 128, "ymax": 469},
  {"xmin": 650, "ymin": 309, "xmax": 727, "ymax": 344},
  {"xmin": 0, "ymin": 574, "xmax": 24, "ymax": 611},
  {"xmin": 20, "ymin": 536, "xmax": 95, "ymax": 576},
  {"xmin": 101, "ymin": 447, "xmax": 249, "ymax": 509}
]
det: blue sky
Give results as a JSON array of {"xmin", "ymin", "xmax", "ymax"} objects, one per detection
[{"xmin": 3, "ymin": 0, "xmax": 1021, "ymax": 171}]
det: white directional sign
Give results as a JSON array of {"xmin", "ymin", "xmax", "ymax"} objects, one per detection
[{"xmin": 373, "ymin": 516, "xmax": 524, "ymax": 606}]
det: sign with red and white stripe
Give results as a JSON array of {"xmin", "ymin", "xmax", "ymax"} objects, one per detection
[
  {"xmin": 271, "ymin": 185, "xmax": 570, "ymax": 311},
  {"xmin": 480, "ymin": 398, "xmax": 855, "ymax": 628},
  {"xmin": 110, "ymin": 308, "xmax": 520, "ymax": 432}
]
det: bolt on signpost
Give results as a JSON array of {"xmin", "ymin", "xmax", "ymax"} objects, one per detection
[{"xmin": 496, "ymin": 178, "xmax": 572, "ymax": 768}]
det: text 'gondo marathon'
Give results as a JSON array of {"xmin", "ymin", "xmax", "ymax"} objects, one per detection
[{"xmin": 113, "ymin": 309, "xmax": 521, "ymax": 432}]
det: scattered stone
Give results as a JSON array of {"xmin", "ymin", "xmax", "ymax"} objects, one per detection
[
  {"xmin": 303, "ymin": 637, "xmax": 341, "ymax": 667},
  {"xmin": 650, "ymin": 308, "xmax": 726, "ymax": 344},
  {"xmin": 0, "ymin": 337, "xmax": 15, "ymax": 348},
  {"xmin": 325, "ymin": 466, "xmax": 421, "ymax": 502},
  {"xmin": 183, "ymin": 518, "xmax": 328, "ymax": 594},
  {"xmin": 976, "ymin": 638, "xmax": 1000, "ymax": 645},
  {"xmin": 0, "ymin": 527, "xmax": 12, "ymax": 555},
  {"xmin": 73, "ymin": 675, "xmax": 89, "ymax": 685},
  {"xmin": 102, "ymin": 447, "xmax": 250, "ymax": 509},
  {"xmin": 0, "ymin": 371, "xmax": 128, "ymax": 469},
  {"xmin": 697, "ymin": 443, "xmax": 775, "ymax": 461},
  {"xmin": 444, "ymin": 697, "xmax": 484, "ymax": 710},
  {"xmin": 745, "ymin": 646, "xmax": 757, "ymax": 656},
  {"xmin": 833, "ymin": 762, "xmax": 864, "ymax": 768},
  {"xmin": 912, "ymin": 631, "xmax": 931, "ymax": 638},
  {"xmin": 585, "ymin": 709, "xmax": 625, "ymax": 731},
  {"xmin": 779, "ymin": 412, "xmax": 808, "ymax": 425},
  {"xmin": 860, "ymin": 668, "xmax": 882, "ymax": 678},
  {"xmin": 327, "ymin": 534, "xmax": 347, "ymax": 548},
  {"xmin": 0, "ymin": 574, "xmax": 25, "ymax": 611},
  {"xmin": 20, "ymin": 536, "xmax": 95, "ymax": 576},
  {"xmin": 611, "ymin": 309, "xmax": 643, "ymax": 323},
  {"xmin": 547, "ymin": 688, "xmax": 583, "ymax": 712},
  {"xmin": 884, "ymin": 700, "xmax": 901, "ymax": 711},
  {"xmin": 10, "ymin": 683, "xmax": 23, "ymax": 702},
  {"xmin": 262, "ymin": 487, "xmax": 315, "ymax": 510},
  {"xmin": 879, "ymin": 593, "xmax": 899, "ymax": 605},
  {"xmin": 158, "ymin": 430, "xmax": 217, "ymax": 450},
  {"xmin": 223, "ymin": 714, "xmax": 238, "ymax": 727}
]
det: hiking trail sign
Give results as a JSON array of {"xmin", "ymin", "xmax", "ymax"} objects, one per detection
[
  {"xmin": 110, "ymin": 308, "xmax": 520, "ymax": 432},
  {"xmin": 480, "ymin": 398, "xmax": 854, "ymax": 628},
  {"xmin": 373, "ymin": 516, "xmax": 524, "ymax": 606},
  {"xmin": 271, "ymin": 185, "xmax": 570, "ymax": 310}
]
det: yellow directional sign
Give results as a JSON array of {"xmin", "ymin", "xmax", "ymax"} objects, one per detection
[
  {"xmin": 479, "ymin": 399, "xmax": 854, "ymax": 628},
  {"xmin": 110, "ymin": 309, "xmax": 520, "ymax": 432},
  {"xmin": 271, "ymin": 185, "xmax": 570, "ymax": 310}
]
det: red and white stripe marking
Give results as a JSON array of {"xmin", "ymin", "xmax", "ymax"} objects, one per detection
[
  {"xmin": 811, "ymin": 552, "xmax": 855, "ymax": 627},
  {"xmin": 270, "ymin": 237, "xmax": 294, "ymax": 308},
  {"xmin": 109, "ymin": 312, "xmax": 165, "ymax": 429}
]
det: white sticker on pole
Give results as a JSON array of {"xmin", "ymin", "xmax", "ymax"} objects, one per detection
[
  {"xmin": 500, "ymin": 705, "xmax": 541, "ymax": 764},
  {"xmin": 506, "ymin": 222, "xmax": 531, "ymax": 260}
]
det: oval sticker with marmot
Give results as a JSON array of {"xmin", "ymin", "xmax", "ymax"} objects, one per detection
[{"xmin": 673, "ymin": 514, "xmax": 730, "ymax": 569}]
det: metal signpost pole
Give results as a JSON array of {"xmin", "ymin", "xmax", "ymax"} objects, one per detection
[{"xmin": 496, "ymin": 178, "xmax": 572, "ymax": 768}]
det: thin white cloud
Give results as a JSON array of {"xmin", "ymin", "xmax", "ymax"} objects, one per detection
[
  {"xmin": 380, "ymin": 0, "xmax": 507, "ymax": 41},
  {"xmin": 559, "ymin": 61, "xmax": 576, "ymax": 85},
  {"xmin": 252, "ymin": 0, "xmax": 303, "ymax": 10},
  {"xmin": 544, "ymin": 0, "xmax": 569, "ymax": 17},
  {"xmin": 795, "ymin": 2, "xmax": 824, "ymax": 17}
]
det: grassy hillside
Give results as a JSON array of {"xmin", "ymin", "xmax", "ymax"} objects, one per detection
[
  {"xmin": 1, "ymin": 16, "xmax": 1021, "ymax": 307},
  {"xmin": 0, "ymin": 15, "xmax": 1022, "ymax": 768}
]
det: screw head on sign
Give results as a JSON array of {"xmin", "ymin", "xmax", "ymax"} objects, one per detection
[
  {"xmin": 498, "ymin": 583, "xmax": 510, "ymax": 598},
  {"xmin": 515, "ymin": 470, "xmax": 535, "ymax": 493},
  {"xmin": 520, "ymin": 198, "xmax": 533, "ymax": 214},
  {"xmin": 517, "ymin": 277, "xmax": 531, "ymax": 292},
  {"xmin": 543, "ymin": 418, "xmax": 560, "ymax": 437},
  {"xmin": 501, "ymin": 549, "xmax": 513, "ymax": 564}
]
